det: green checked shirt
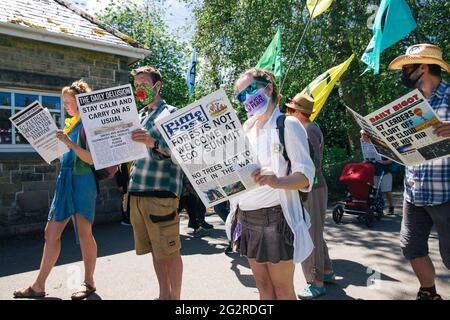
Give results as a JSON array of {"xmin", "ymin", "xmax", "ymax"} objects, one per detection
[{"xmin": 128, "ymin": 100, "xmax": 183, "ymax": 197}]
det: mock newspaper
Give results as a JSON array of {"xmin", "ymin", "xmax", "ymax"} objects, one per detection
[
  {"xmin": 155, "ymin": 88, "xmax": 259, "ymax": 207},
  {"xmin": 9, "ymin": 101, "xmax": 68, "ymax": 163},
  {"xmin": 76, "ymin": 84, "xmax": 148, "ymax": 170},
  {"xmin": 348, "ymin": 89, "xmax": 450, "ymax": 166}
]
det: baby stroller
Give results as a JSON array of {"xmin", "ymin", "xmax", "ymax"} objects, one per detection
[{"xmin": 332, "ymin": 163, "xmax": 385, "ymax": 227}]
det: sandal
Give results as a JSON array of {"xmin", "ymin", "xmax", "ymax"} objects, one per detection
[
  {"xmin": 71, "ymin": 282, "xmax": 96, "ymax": 300},
  {"xmin": 323, "ymin": 271, "xmax": 337, "ymax": 284},
  {"xmin": 13, "ymin": 286, "xmax": 46, "ymax": 299},
  {"xmin": 298, "ymin": 284, "xmax": 326, "ymax": 300}
]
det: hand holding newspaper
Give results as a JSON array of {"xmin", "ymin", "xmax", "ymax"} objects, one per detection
[
  {"xmin": 9, "ymin": 101, "xmax": 68, "ymax": 163},
  {"xmin": 348, "ymin": 89, "xmax": 450, "ymax": 166}
]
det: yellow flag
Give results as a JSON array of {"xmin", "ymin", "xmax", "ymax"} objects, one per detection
[
  {"xmin": 301, "ymin": 54, "xmax": 355, "ymax": 121},
  {"xmin": 307, "ymin": 0, "xmax": 334, "ymax": 19}
]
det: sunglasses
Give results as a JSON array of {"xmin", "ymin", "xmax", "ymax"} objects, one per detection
[{"xmin": 235, "ymin": 81, "xmax": 269, "ymax": 103}]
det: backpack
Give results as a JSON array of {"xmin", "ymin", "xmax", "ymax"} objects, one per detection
[
  {"xmin": 79, "ymin": 125, "xmax": 118, "ymax": 191},
  {"xmin": 276, "ymin": 114, "xmax": 315, "ymax": 203}
]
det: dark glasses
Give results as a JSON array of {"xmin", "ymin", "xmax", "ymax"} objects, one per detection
[{"xmin": 235, "ymin": 81, "xmax": 269, "ymax": 103}]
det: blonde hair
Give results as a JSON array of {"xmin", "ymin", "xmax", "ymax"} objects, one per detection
[
  {"xmin": 235, "ymin": 68, "xmax": 281, "ymax": 105},
  {"xmin": 62, "ymin": 80, "xmax": 91, "ymax": 95}
]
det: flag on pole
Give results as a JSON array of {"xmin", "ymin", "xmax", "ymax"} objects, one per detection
[
  {"xmin": 256, "ymin": 27, "xmax": 282, "ymax": 81},
  {"xmin": 361, "ymin": 0, "xmax": 416, "ymax": 74},
  {"xmin": 186, "ymin": 47, "xmax": 197, "ymax": 98},
  {"xmin": 307, "ymin": 0, "xmax": 334, "ymax": 19},
  {"xmin": 301, "ymin": 54, "xmax": 355, "ymax": 121}
]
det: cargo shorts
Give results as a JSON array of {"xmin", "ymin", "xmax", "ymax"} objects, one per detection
[{"xmin": 129, "ymin": 196, "xmax": 181, "ymax": 261}]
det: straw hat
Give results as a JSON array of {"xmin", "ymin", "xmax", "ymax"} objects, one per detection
[
  {"xmin": 285, "ymin": 93, "xmax": 315, "ymax": 114},
  {"xmin": 388, "ymin": 44, "xmax": 449, "ymax": 72}
]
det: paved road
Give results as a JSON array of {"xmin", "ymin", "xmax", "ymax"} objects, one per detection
[{"xmin": 0, "ymin": 192, "xmax": 448, "ymax": 300}]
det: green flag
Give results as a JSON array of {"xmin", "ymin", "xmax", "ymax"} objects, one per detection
[{"xmin": 256, "ymin": 27, "xmax": 282, "ymax": 81}]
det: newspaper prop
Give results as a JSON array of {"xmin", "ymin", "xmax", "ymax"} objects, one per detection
[
  {"xmin": 76, "ymin": 84, "xmax": 148, "ymax": 170},
  {"xmin": 155, "ymin": 89, "xmax": 259, "ymax": 207},
  {"xmin": 9, "ymin": 101, "xmax": 68, "ymax": 163},
  {"xmin": 348, "ymin": 89, "xmax": 450, "ymax": 166},
  {"xmin": 360, "ymin": 139, "xmax": 382, "ymax": 162}
]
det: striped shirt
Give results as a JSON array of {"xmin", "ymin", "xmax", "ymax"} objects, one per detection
[
  {"xmin": 128, "ymin": 100, "xmax": 183, "ymax": 197},
  {"xmin": 404, "ymin": 80, "xmax": 450, "ymax": 206}
]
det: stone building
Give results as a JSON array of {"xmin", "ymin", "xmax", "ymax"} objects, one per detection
[{"xmin": 0, "ymin": 0, "xmax": 149, "ymax": 237}]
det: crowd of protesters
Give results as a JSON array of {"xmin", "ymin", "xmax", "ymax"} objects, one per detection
[{"xmin": 12, "ymin": 43, "xmax": 449, "ymax": 301}]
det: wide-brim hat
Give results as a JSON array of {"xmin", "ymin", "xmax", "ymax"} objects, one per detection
[
  {"xmin": 285, "ymin": 93, "xmax": 315, "ymax": 114},
  {"xmin": 388, "ymin": 43, "xmax": 449, "ymax": 72}
]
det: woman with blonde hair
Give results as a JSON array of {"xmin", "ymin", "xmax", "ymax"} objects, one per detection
[
  {"xmin": 13, "ymin": 80, "xmax": 98, "ymax": 300},
  {"xmin": 228, "ymin": 68, "xmax": 315, "ymax": 300}
]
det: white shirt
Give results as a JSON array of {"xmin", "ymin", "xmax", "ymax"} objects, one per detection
[{"xmin": 227, "ymin": 107, "xmax": 316, "ymax": 264}]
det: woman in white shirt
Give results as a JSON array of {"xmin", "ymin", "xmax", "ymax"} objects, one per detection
[{"xmin": 229, "ymin": 68, "xmax": 315, "ymax": 300}]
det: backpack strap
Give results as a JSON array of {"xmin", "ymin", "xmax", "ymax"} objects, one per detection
[{"xmin": 276, "ymin": 114, "xmax": 307, "ymax": 222}]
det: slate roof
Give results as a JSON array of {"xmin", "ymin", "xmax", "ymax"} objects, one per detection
[{"xmin": 0, "ymin": 0, "xmax": 148, "ymax": 58}]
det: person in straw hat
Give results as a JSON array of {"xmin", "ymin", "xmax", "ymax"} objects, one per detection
[
  {"xmin": 363, "ymin": 43, "xmax": 450, "ymax": 300},
  {"xmin": 285, "ymin": 94, "xmax": 335, "ymax": 300}
]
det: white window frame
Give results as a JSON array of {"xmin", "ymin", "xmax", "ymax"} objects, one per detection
[{"xmin": 0, "ymin": 88, "xmax": 64, "ymax": 153}]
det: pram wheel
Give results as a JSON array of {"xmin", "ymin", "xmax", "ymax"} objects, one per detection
[
  {"xmin": 365, "ymin": 208, "xmax": 375, "ymax": 227},
  {"xmin": 332, "ymin": 205, "xmax": 344, "ymax": 224}
]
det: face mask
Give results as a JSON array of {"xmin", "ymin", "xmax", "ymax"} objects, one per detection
[
  {"xmin": 135, "ymin": 84, "xmax": 157, "ymax": 107},
  {"xmin": 401, "ymin": 65, "xmax": 424, "ymax": 88},
  {"xmin": 243, "ymin": 88, "xmax": 270, "ymax": 118}
]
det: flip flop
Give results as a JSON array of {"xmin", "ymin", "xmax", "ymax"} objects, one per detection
[
  {"xmin": 13, "ymin": 286, "xmax": 46, "ymax": 299},
  {"xmin": 71, "ymin": 282, "xmax": 96, "ymax": 300}
]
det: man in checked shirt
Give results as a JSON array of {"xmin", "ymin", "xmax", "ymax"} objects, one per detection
[{"xmin": 362, "ymin": 44, "xmax": 450, "ymax": 300}]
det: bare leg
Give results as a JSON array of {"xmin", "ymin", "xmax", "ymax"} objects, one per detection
[
  {"xmin": 267, "ymin": 260, "xmax": 297, "ymax": 300},
  {"xmin": 411, "ymin": 256, "xmax": 435, "ymax": 288},
  {"xmin": 248, "ymin": 259, "xmax": 276, "ymax": 300},
  {"xmin": 152, "ymin": 254, "xmax": 172, "ymax": 300},
  {"xmin": 386, "ymin": 192, "xmax": 394, "ymax": 209},
  {"xmin": 28, "ymin": 217, "xmax": 70, "ymax": 292},
  {"xmin": 167, "ymin": 254, "xmax": 183, "ymax": 300},
  {"xmin": 75, "ymin": 214, "xmax": 97, "ymax": 288}
]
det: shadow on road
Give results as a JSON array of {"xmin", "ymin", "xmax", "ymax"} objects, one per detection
[
  {"xmin": 0, "ymin": 223, "xmax": 135, "ymax": 278},
  {"xmin": 317, "ymin": 259, "xmax": 400, "ymax": 300}
]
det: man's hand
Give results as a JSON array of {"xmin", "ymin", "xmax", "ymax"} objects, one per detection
[
  {"xmin": 131, "ymin": 128, "xmax": 155, "ymax": 148},
  {"xmin": 433, "ymin": 121, "xmax": 450, "ymax": 138},
  {"xmin": 251, "ymin": 168, "xmax": 280, "ymax": 188}
]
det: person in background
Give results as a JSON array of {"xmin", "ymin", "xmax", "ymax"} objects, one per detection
[
  {"xmin": 179, "ymin": 176, "xmax": 213, "ymax": 237},
  {"xmin": 285, "ymin": 93, "xmax": 335, "ymax": 300},
  {"xmin": 116, "ymin": 162, "xmax": 132, "ymax": 226},
  {"xmin": 374, "ymin": 157, "xmax": 395, "ymax": 215},
  {"xmin": 13, "ymin": 80, "xmax": 98, "ymax": 300}
]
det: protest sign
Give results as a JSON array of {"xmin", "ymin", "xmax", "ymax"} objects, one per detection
[
  {"xmin": 155, "ymin": 88, "xmax": 259, "ymax": 207},
  {"xmin": 348, "ymin": 89, "xmax": 450, "ymax": 166},
  {"xmin": 76, "ymin": 84, "xmax": 148, "ymax": 170},
  {"xmin": 10, "ymin": 101, "xmax": 68, "ymax": 163}
]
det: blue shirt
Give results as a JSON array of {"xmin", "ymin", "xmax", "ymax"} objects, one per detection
[{"xmin": 404, "ymin": 80, "xmax": 450, "ymax": 206}]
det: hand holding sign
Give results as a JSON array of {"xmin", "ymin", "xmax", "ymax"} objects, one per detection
[
  {"xmin": 433, "ymin": 121, "xmax": 450, "ymax": 138},
  {"xmin": 131, "ymin": 128, "xmax": 155, "ymax": 148}
]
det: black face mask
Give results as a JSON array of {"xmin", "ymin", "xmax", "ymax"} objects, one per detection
[{"xmin": 401, "ymin": 64, "xmax": 424, "ymax": 88}]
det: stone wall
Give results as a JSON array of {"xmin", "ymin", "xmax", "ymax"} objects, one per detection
[
  {"xmin": 0, "ymin": 155, "xmax": 122, "ymax": 238},
  {"xmin": 0, "ymin": 34, "xmax": 130, "ymax": 91}
]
